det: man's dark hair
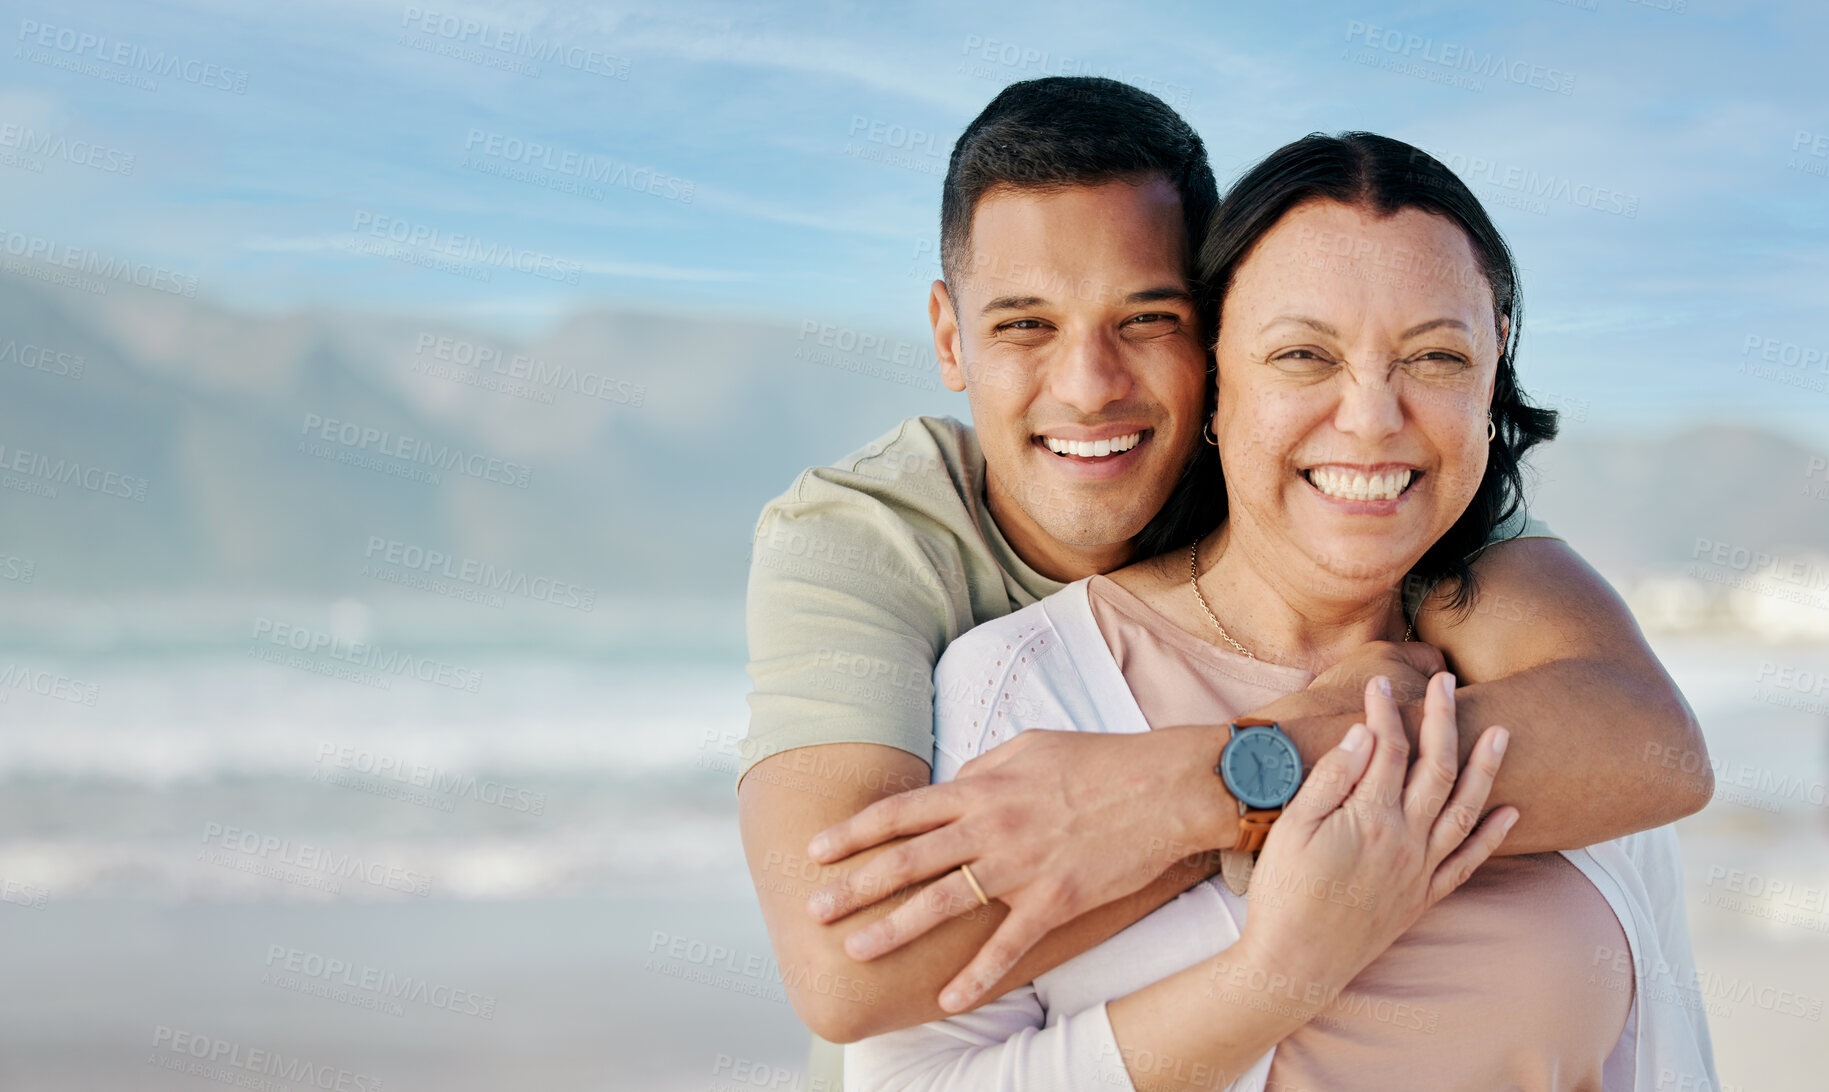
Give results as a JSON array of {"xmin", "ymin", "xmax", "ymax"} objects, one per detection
[
  {"xmin": 940, "ymin": 77, "xmax": 1218, "ymax": 288},
  {"xmin": 1135, "ymin": 131, "xmax": 1559, "ymax": 615}
]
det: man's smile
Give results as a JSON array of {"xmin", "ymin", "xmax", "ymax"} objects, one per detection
[{"xmin": 1033, "ymin": 426, "xmax": 1152, "ymax": 459}]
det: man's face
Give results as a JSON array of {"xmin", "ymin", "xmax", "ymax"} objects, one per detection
[{"xmin": 930, "ymin": 177, "xmax": 1206, "ymax": 581}]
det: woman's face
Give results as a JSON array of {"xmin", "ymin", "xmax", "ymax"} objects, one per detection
[{"xmin": 1212, "ymin": 198, "xmax": 1502, "ymax": 593}]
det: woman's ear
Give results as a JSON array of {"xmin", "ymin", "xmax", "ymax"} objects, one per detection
[{"xmin": 1488, "ymin": 314, "xmax": 1511, "ymax": 406}]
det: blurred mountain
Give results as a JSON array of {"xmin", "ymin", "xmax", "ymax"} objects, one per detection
[
  {"xmin": 1530, "ymin": 423, "xmax": 1829, "ymax": 581},
  {"xmin": 0, "ymin": 265, "xmax": 960, "ymax": 604},
  {"xmin": 1, "ymin": 267, "xmax": 1822, "ymax": 633}
]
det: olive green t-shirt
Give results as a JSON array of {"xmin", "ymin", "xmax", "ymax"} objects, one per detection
[{"xmin": 739, "ymin": 414, "xmax": 1552, "ymax": 786}]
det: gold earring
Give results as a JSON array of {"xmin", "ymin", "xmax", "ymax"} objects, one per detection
[
  {"xmin": 1487, "ymin": 414, "xmax": 1497, "ymax": 442},
  {"xmin": 1203, "ymin": 421, "xmax": 1220, "ymax": 447}
]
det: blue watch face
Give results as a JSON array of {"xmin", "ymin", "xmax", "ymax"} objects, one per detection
[{"xmin": 1221, "ymin": 726, "xmax": 1302, "ymax": 809}]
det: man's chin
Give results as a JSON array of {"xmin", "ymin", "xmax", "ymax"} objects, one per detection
[{"xmin": 1026, "ymin": 508, "xmax": 1157, "ymax": 552}]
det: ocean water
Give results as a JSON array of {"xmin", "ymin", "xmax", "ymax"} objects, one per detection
[
  {"xmin": 0, "ymin": 652, "xmax": 758, "ymax": 904},
  {"xmin": 0, "ymin": 637, "xmax": 1823, "ymax": 1089}
]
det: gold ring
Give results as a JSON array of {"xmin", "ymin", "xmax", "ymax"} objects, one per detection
[{"xmin": 959, "ymin": 863, "xmax": 989, "ymax": 907}]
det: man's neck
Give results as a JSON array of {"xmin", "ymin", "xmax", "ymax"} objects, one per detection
[{"xmin": 984, "ymin": 474, "xmax": 1135, "ymax": 584}]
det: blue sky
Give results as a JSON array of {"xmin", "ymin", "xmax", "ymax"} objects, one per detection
[{"xmin": 4, "ymin": 0, "xmax": 1826, "ymax": 439}]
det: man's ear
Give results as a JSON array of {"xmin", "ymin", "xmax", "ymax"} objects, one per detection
[{"xmin": 930, "ymin": 279, "xmax": 967, "ymax": 393}]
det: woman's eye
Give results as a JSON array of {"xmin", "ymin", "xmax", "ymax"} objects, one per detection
[
  {"xmin": 1404, "ymin": 351, "xmax": 1470, "ymax": 377},
  {"xmin": 1269, "ymin": 348, "xmax": 1335, "ymax": 374}
]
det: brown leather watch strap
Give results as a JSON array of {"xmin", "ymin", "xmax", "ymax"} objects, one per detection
[{"xmin": 1234, "ymin": 810, "xmax": 1280, "ymax": 854}]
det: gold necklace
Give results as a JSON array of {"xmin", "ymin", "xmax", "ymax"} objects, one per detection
[{"xmin": 1187, "ymin": 539, "xmax": 1413, "ymax": 660}]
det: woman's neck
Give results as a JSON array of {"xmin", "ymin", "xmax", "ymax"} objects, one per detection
[{"xmin": 1192, "ymin": 522, "xmax": 1410, "ymax": 674}]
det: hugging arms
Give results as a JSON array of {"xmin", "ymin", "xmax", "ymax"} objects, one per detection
[{"xmin": 736, "ymin": 77, "xmax": 1712, "ymax": 1087}]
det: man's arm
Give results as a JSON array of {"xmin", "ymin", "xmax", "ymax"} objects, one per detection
[
  {"xmin": 737, "ymin": 472, "xmax": 1237, "ymax": 1043},
  {"xmin": 805, "ymin": 534, "xmax": 1709, "ymax": 1018},
  {"xmin": 1259, "ymin": 536, "xmax": 1711, "ymax": 852},
  {"xmin": 738, "ymin": 741, "xmax": 1224, "ymax": 1043}
]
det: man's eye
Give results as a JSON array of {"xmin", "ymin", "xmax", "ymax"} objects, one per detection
[
  {"xmin": 998, "ymin": 319, "xmax": 1047, "ymax": 333},
  {"xmin": 1120, "ymin": 312, "xmax": 1182, "ymax": 339}
]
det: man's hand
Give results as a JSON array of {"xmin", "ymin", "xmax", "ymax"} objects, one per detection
[
  {"xmin": 803, "ymin": 724, "xmax": 1236, "ymax": 1012},
  {"xmin": 1256, "ymin": 538, "xmax": 1711, "ymax": 854},
  {"xmin": 1303, "ymin": 639, "xmax": 1444, "ymax": 704}
]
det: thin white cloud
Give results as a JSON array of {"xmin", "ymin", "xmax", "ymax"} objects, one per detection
[
  {"xmin": 572, "ymin": 257, "xmax": 755, "ymax": 280},
  {"xmin": 240, "ymin": 235, "xmax": 349, "ymax": 253},
  {"xmin": 613, "ymin": 22, "xmax": 987, "ymax": 114}
]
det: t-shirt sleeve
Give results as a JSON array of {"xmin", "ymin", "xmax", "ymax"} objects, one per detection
[
  {"xmin": 737, "ymin": 488, "xmax": 959, "ymax": 789},
  {"xmin": 1485, "ymin": 504, "xmax": 1557, "ymax": 545}
]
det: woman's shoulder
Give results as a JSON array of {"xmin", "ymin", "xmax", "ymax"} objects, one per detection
[{"xmin": 936, "ymin": 581, "xmax": 1087, "ymax": 678}]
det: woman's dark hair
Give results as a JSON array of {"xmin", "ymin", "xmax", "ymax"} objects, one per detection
[
  {"xmin": 940, "ymin": 77, "xmax": 1218, "ymax": 289},
  {"xmin": 1133, "ymin": 131, "xmax": 1558, "ymax": 614}
]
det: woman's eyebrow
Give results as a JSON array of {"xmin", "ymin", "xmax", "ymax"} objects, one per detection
[
  {"xmin": 1255, "ymin": 315, "xmax": 1472, "ymax": 339},
  {"xmin": 1400, "ymin": 317, "xmax": 1470, "ymax": 339},
  {"xmin": 1260, "ymin": 314, "xmax": 1339, "ymax": 336}
]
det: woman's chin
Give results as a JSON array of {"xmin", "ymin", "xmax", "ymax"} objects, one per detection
[{"xmin": 1295, "ymin": 525, "xmax": 1431, "ymax": 589}]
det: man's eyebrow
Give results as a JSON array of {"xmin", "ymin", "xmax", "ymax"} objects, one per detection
[
  {"xmin": 981, "ymin": 295, "xmax": 1045, "ymax": 316},
  {"xmin": 1125, "ymin": 286, "xmax": 1194, "ymax": 305},
  {"xmin": 980, "ymin": 286, "xmax": 1191, "ymax": 316}
]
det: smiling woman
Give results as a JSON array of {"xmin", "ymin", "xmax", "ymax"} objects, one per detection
[
  {"xmin": 1143, "ymin": 131, "xmax": 1560, "ymax": 612},
  {"xmin": 842, "ymin": 131, "xmax": 1714, "ymax": 1092}
]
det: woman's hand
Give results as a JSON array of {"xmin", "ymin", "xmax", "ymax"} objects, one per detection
[{"xmin": 1233, "ymin": 671, "xmax": 1516, "ymax": 1001}]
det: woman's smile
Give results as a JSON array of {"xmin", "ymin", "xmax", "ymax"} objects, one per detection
[{"xmin": 1299, "ymin": 462, "xmax": 1425, "ymax": 515}]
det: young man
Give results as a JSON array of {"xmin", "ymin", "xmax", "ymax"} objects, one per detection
[{"xmin": 738, "ymin": 77, "xmax": 1709, "ymax": 1082}]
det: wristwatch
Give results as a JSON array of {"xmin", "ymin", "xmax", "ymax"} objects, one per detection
[{"xmin": 1216, "ymin": 717, "xmax": 1304, "ymax": 853}]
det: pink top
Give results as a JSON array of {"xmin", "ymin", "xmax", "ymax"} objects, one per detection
[{"xmin": 1086, "ymin": 574, "xmax": 1632, "ymax": 1092}]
